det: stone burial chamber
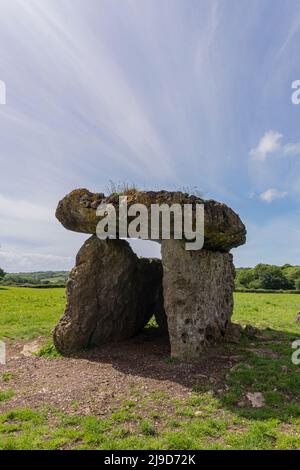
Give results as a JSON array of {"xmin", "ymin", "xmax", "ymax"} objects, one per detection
[{"xmin": 53, "ymin": 188, "xmax": 246, "ymax": 359}]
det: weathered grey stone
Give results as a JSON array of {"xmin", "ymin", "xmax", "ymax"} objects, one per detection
[
  {"xmin": 53, "ymin": 236, "xmax": 165, "ymax": 354},
  {"xmin": 223, "ymin": 323, "xmax": 243, "ymax": 344},
  {"xmin": 54, "ymin": 187, "xmax": 246, "ymax": 359},
  {"xmin": 55, "ymin": 188, "xmax": 246, "ymax": 252},
  {"xmin": 161, "ymin": 240, "xmax": 235, "ymax": 360}
]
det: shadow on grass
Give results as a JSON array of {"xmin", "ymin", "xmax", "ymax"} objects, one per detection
[
  {"xmin": 0, "ymin": 287, "xmax": 8, "ymax": 290},
  {"xmin": 64, "ymin": 324, "xmax": 300, "ymax": 422}
]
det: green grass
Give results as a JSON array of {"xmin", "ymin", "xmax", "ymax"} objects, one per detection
[
  {"xmin": 2, "ymin": 372, "xmax": 13, "ymax": 383},
  {"xmin": 0, "ymin": 287, "xmax": 65, "ymax": 339},
  {"xmin": 0, "ymin": 390, "xmax": 15, "ymax": 402},
  {"xmin": 140, "ymin": 420, "xmax": 156, "ymax": 436},
  {"xmin": 233, "ymin": 292, "xmax": 300, "ymax": 334},
  {"xmin": 36, "ymin": 340, "xmax": 62, "ymax": 358},
  {"xmin": 1, "ymin": 288, "xmax": 300, "ymax": 449},
  {"xmin": 0, "ymin": 287, "xmax": 158, "ymax": 356},
  {"xmin": 0, "ymin": 398, "xmax": 299, "ymax": 450},
  {"xmin": 1, "ymin": 289, "xmax": 300, "ymax": 341}
]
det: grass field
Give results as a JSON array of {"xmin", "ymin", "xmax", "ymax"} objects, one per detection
[
  {"xmin": 0, "ymin": 287, "xmax": 65, "ymax": 339},
  {"xmin": 0, "ymin": 287, "xmax": 300, "ymax": 450}
]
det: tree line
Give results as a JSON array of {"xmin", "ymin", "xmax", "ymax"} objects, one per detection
[
  {"xmin": 235, "ymin": 264, "xmax": 300, "ymax": 291},
  {"xmin": 0, "ymin": 270, "xmax": 68, "ymax": 286},
  {"xmin": 1, "ymin": 265, "xmax": 300, "ymax": 291}
]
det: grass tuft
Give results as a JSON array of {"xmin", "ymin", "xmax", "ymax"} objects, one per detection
[{"xmin": 36, "ymin": 341, "xmax": 61, "ymax": 358}]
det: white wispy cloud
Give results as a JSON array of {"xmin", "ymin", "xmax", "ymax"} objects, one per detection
[
  {"xmin": 259, "ymin": 188, "xmax": 287, "ymax": 203},
  {"xmin": 250, "ymin": 131, "xmax": 300, "ymax": 161},
  {"xmin": 250, "ymin": 131, "xmax": 283, "ymax": 161}
]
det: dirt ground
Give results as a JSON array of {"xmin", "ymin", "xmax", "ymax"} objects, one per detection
[{"xmin": 0, "ymin": 332, "xmax": 237, "ymax": 417}]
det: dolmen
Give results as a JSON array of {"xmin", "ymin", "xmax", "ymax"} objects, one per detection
[{"xmin": 53, "ymin": 188, "xmax": 246, "ymax": 360}]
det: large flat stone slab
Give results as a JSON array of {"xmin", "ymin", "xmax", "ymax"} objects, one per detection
[{"xmin": 55, "ymin": 188, "xmax": 246, "ymax": 252}]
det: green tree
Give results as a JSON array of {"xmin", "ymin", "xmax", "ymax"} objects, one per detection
[
  {"xmin": 283, "ymin": 266, "xmax": 300, "ymax": 289},
  {"xmin": 235, "ymin": 268, "xmax": 255, "ymax": 288},
  {"xmin": 0, "ymin": 268, "xmax": 5, "ymax": 281},
  {"xmin": 254, "ymin": 264, "xmax": 293, "ymax": 290}
]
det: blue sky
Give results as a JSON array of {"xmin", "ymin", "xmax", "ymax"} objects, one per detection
[{"xmin": 1, "ymin": 0, "xmax": 300, "ymax": 272}]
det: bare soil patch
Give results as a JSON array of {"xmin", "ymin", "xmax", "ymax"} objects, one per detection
[{"xmin": 0, "ymin": 332, "xmax": 236, "ymax": 417}]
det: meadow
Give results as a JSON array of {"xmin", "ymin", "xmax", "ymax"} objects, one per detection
[{"xmin": 0, "ymin": 287, "xmax": 300, "ymax": 450}]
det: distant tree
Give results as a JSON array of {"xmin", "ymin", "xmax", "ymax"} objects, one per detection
[
  {"xmin": 254, "ymin": 264, "xmax": 293, "ymax": 290},
  {"xmin": 236, "ymin": 268, "xmax": 255, "ymax": 288},
  {"xmin": 283, "ymin": 266, "xmax": 300, "ymax": 289},
  {"xmin": 0, "ymin": 268, "xmax": 5, "ymax": 281},
  {"xmin": 248, "ymin": 279, "xmax": 263, "ymax": 290},
  {"xmin": 235, "ymin": 264, "xmax": 297, "ymax": 290}
]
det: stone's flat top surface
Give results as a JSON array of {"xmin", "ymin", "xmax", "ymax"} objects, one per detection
[{"xmin": 56, "ymin": 188, "xmax": 246, "ymax": 252}]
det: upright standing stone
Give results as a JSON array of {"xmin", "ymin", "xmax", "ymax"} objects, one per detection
[
  {"xmin": 53, "ymin": 236, "xmax": 165, "ymax": 354},
  {"xmin": 161, "ymin": 240, "xmax": 235, "ymax": 359}
]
